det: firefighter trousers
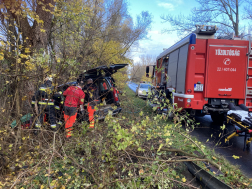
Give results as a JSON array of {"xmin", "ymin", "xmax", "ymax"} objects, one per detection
[
  {"xmin": 35, "ymin": 104, "xmax": 56, "ymax": 130},
  {"xmin": 87, "ymin": 103, "xmax": 96, "ymax": 128},
  {"xmin": 64, "ymin": 106, "xmax": 77, "ymax": 138},
  {"xmin": 55, "ymin": 105, "xmax": 63, "ymax": 126}
]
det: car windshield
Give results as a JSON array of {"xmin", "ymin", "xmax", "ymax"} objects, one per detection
[{"xmin": 140, "ymin": 84, "xmax": 151, "ymax": 88}]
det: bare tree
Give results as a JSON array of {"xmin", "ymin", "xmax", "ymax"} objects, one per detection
[
  {"xmin": 161, "ymin": 0, "xmax": 249, "ymax": 37},
  {"xmin": 0, "ymin": 0, "xmax": 152, "ymax": 117},
  {"xmin": 243, "ymin": 0, "xmax": 252, "ymax": 31},
  {"xmin": 0, "ymin": 0, "xmax": 55, "ymax": 53},
  {"xmin": 77, "ymin": 0, "xmax": 152, "ymax": 69},
  {"xmin": 130, "ymin": 55, "xmax": 155, "ymax": 82}
]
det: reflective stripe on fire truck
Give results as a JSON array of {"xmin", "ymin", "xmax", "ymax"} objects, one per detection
[
  {"xmin": 173, "ymin": 93, "xmax": 194, "ymax": 98},
  {"xmin": 172, "ymin": 93, "xmax": 194, "ymax": 109}
]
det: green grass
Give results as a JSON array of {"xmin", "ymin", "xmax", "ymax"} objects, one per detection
[
  {"xmin": 1, "ymin": 86, "xmax": 251, "ymax": 188},
  {"xmin": 122, "ymin": 86, "xmax": 252, "ymax": 189}
]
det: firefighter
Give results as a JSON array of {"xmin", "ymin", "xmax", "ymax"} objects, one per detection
[
  {"xmin": 53, "ymin": 92, "xmax": 63, "ymax": 127},
  {"xmin": 83, "ymin": 78, "xmax": 99, "ymax": 129},
  {"xmin": 33, "ymin": 77, "xmax": 57, "ymax": 132},
  {"xmin": 63, "ymin": 79, "xmax": 85, "ymax": 138}
]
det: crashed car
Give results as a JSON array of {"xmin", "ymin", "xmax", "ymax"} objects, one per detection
[{"xmin": 57, "ymin": 64, "xmax": 128, "ymax": 121}]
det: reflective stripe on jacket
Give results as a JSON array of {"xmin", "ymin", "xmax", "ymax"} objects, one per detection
[
  {"xmin": 34, "ymin": 82, "xmax": 55, "ymax": 106},
  {"xmin": 38, "ymin": 101, "xmax": 54, "ymax": 105}
]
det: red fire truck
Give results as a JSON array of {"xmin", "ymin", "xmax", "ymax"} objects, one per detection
[{"xmin": 146, "ymin": 25, "xmax": 252, "ymax": 123}]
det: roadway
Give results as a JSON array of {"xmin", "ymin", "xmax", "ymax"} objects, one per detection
[{"xmin": 128, "ymin": 82, "xmax": 252, "ymax": 178}]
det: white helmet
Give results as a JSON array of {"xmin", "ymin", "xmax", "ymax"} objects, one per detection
[{"xmin": 45, "ymin": 77, "xmax": 53, "ymax": 82}]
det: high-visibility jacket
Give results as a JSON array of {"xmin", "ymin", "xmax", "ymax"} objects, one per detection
[
  {"xmin": 35, "ymin": 82, "xmax": 55, "ymax": 106},
  {"xmin": 33, "ymin": 81, "xmax": 57, "ymax": 129},
  {"xmin": 63, "ymin": 86, "xmax": 85, "ymax": 107},
  {"xmin": 32, "ymin": 89, "xmax": 63, "ymax": 109}
]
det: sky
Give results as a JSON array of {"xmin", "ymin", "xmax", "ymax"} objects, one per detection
[{"xmin": 127, "ymin": 0, "xmax": 198, "ymax": 63}]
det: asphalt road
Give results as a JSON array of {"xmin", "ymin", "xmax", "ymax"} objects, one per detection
[
  {"xmin": 128, "ymin": 82, "xmax": 138, "ymax": 93},
  {"xmin": 128, "ymin": 82, "xmax": 252, "ymax": 178}
]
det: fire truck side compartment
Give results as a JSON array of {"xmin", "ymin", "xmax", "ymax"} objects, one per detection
[
  {"xmin": 176, "ymin": 44, "xmax": 189, "ymax": 94},
  {"xmin": 154, "ymin": 30, "xmax": 251, "ymax": 114},
  {"xmin": 167, "ymin": 49, "xmax": 179, "ymax": 88}
]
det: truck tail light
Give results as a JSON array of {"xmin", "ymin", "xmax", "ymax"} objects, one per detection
[
  {"xmin": 113, "ymin": 87, "xmax": 119, "ymax": 102},
  {"xmin": 186, "ymin": 103, "xmax": 191, "ymax": 108}
]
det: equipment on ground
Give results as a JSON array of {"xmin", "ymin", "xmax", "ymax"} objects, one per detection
[
  {"xmin": 226, "ymin": 103, "xmax": 252, "ymax": 150},
  {"xmin": 10, "ymin": 113, "xmax": 33, "ymax": 129}
]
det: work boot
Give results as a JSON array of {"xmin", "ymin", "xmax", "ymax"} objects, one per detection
[
  {"xmin": 33, "ymin": 124, "xmax": 41, "ymax": 135},
  {"xmin": 57, "ymin": 121, "xmax": 63, "ymax": 128},
  {"xmin": 65, "ymin": 127, "xmax": 72, "ymax": 138},
  {"xmin": 89, "ymin": 120, "xmax": 95, "ymax": 129},
  {"xmin": 50, "ymin": 124, "xmax": 57, "ymax": 132}
]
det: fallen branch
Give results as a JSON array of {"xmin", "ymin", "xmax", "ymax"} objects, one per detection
[{"xmin": 67, "ymin": 156, "xmax": 99, "ymax": 186}]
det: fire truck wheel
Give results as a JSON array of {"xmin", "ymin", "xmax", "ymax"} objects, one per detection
[
  {"xmin": 210, "ymin": 112, "xmax": 226, "ymax": 125},
  {"xmin": 246, "ymin": 142, "xmax": 250, "ymax": 149}
]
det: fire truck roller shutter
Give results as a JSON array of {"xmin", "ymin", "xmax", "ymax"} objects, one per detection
[
  {"xmin": 167, "ymin": 49, "xmax": 179, "ymax": 88},
  {"xmin": 176, "ymin": 44, "xmax": 189, "ymax": 94}
]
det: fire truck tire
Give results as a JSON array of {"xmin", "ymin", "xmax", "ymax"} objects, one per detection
[{"xmin": 210, "ymin": 112, "xmax": 226, "ymax": 125}]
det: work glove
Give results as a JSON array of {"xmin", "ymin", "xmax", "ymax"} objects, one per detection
[{"xmin": 80, "ymin": 105, "xmax": 85, "ymax": 115}]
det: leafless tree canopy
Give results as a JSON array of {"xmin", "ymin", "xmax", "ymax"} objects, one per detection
[
  {"xmin": 161, "ymin": 0, "xmax": 252, "ymax": 37},
  {"xmin": 0, "ymin": 0, "xmax": 152, "ymax": 118},
  {"xmin": 130, "ymin": 55, "xmax": 155, "ymax": 82}
]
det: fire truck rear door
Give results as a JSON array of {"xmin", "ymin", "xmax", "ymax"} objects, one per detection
[{"xmin": 205, "ymin": 43, "xmax": 248, "ymax": 99}]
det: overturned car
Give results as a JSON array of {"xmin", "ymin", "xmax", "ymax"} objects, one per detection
[{"xmin": 57, "ymin": 64, "xmax": 128, "ymax": 122}]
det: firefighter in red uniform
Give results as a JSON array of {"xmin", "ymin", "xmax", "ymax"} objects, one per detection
[
  {"xmin": 83, "ymin": 78, "xmax": 100, "ymax": 129},
  {"xmin": 63, "ymin": 80, "xmax": 85, "ymax": 138}
]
